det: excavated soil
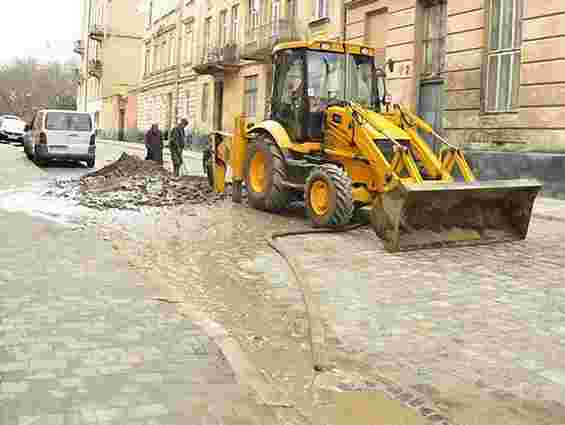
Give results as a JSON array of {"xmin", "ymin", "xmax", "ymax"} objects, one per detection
[{"xmin": 59, "ymin": 152, "xmax": 230, "ymax": 210}]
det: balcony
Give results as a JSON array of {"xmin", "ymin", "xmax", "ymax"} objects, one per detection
[
  {"xmin": 193, "ymin": 43, "xmax": 241, "ymax": 75},
  {"xmin": 88, "ymin": 24, "xmax": 104, "ymax": 41},
  {"xmin": 242, "ymin": 19, "xmax": 299, "ymax": 62},
  {"xmin": 73, "ymin": 40, "xmax": 84, "ymax": 56},
  {"xmin": 87, "ymin": 59, "xmax": 103, "ymax": 79}
]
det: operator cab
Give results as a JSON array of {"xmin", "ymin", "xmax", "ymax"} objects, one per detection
[{"xmin": 270, "ymin": 43, "xmax": 389, "ymax": 143}]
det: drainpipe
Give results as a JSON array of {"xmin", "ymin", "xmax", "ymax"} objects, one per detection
[
  {"xmin": 174, "ymin": 0, "xmax": 183, "ymax": 125},
  {"xmin": 84, "ymin": 0, "xmax": 93, "ymax": 111}
]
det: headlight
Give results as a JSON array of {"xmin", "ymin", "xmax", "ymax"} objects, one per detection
[{"xmin": 361, "ymin": 48, "xmax": 369, "ymax": 55}]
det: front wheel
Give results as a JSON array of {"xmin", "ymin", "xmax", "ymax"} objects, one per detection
[{"xmin": 305, "ymin": 164, "xmax": 354, "ymax": 227}]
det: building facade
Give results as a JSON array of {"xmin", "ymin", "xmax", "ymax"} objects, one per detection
[
  {"xmin": 345, "ymin": 0, "xmax": 565, "ymax": 148},
  {"xmin": 75, "ymin": 0, "xmax": 144, "ymax": 138},
  {"xmin": 135, "ymin": 0, "xmax": 564, "ymax": 148}
]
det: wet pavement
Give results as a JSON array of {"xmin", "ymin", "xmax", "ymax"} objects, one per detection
[
  {"xmin": 0, "ymin": 143, "xmax": 268, "ymax": 425},
  {"xmin": 4, "ymin": 140, "xmax": 565, "ymax": 425}
]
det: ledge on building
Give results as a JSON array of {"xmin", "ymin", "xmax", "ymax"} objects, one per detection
[{"xmin": 309, "ymin": 16, "xmax": 330, "ymax": 28}]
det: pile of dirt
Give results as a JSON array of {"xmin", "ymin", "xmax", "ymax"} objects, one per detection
[{"xmin": 77, "ymin": 152, "xmax": 228, "ymax": 210}]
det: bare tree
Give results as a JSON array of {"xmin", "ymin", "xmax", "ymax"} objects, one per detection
[{"xmin": 0, "ymin": 58, "xmax": 78, "ymax": 121}]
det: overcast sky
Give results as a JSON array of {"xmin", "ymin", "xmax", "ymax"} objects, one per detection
[{"xmin": 0, "ymin": 0, "xmax": 81, "ymax": 63}]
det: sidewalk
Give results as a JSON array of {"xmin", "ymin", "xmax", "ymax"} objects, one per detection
[{"xmin": 97, "ymin": 139, "xmax": 204, "ymax": 161}]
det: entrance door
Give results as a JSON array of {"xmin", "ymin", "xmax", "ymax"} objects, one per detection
[
  {"xmin": 418, "ymin": 79, "xmax": 443, "ymax": 153},
  {"xmin": 214, "ymin": 80, "xmax": 224, "ymax": 131},
  {"xmin": 118, "ymin": 109, "xmax": 125, "ymax": 141},
  {"xmin": 365, "ymin": 9, "xmax": 388, "ymax": 67}
]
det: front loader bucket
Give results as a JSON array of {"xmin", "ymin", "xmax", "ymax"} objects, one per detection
[{"xmin": 370, "ymin": 179, "xmax": 542, "ymax": 253}]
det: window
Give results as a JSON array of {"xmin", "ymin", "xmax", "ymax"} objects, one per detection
[
  {"xmin": 185, "ymin": 90, "xmax": 190, "ymax": 118},
  {"xmin": 169, "ymin": 32, "xmax": 176, "ymax": 66},
  {"xmin": 231, "ymin": 5, "xmax": 239, "ymax": 42},
  {"xmin": 45, "ymin": 112, "xmax": 92, "ymax": 131},
  {"xmin": 204, "ymin": 17, "xmax": 212, "ymax": 53},
  {"xmin": 153, "ymin": 95, "xmax": 160, "ymax": 123},
  {"xmin": 201, "ymin": 83, "xmax": 209, "ymax": 122},
  {"xmin": 249, "ymin": 0, "xmax": 261, "ymax": 31},
  {"xmin": 153, "ymin": 43, "xmax": 160, "ymax": 71},
  {"xmin": 421, "ymin": 0, "xmax": 447, "ymax": 77},
  {"xmin": 287, "ymin": 0, "xmax": 296, "ymax": 18},
  {"xmin": 314, "ymin": 0, "xmax": 329, "ymax": 19},
  {"xmin": 485, "ymin": 0, "xmax": 522, "ymax": 112},
  {"xmin": 219, "ymin": 10, "xmax": 228, "ymax": 47},
  {"xmin": 244, "ymin": 76, "xmax": 258, "ymax": 117},
  {"xmin": 161, "ymin": 40, "xmax": 167, "ymax": 69},
  {"xmin": 184, "ymin": 21, "xmax": 193, "ymax": 63},
  {"xmin": 144, "ymin": 46, "xmax": 151, "ymax": 74},
  {"xmin": 272, "ymin": 0, "xmax": 281, "ymax": 35}
]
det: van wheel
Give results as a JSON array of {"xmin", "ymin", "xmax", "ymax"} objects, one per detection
[{"xmin": 87, "ymin": 158, "xmax": 95, "ymax": 168}]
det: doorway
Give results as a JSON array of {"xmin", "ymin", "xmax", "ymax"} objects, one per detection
[
  {"xmin": 118, "ymin": 109, "xmax": 125, "ymax": 141},
  {"xmin": 214, "ymin": 80, "xmax": 224, "ymax": 131},
  {"xmin": 418, "ymin": 79, "xmax": 443, "ymax": 152}
]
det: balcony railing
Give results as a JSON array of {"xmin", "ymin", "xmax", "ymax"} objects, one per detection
[
  {"xmin": 89, "ymin": 24, "xmax": 104, "ymax": 41},
  {"xmin": 87, "ymin": 59, "xmax": 103, "ymax": 79},
  {"xmin": 73, "ymin": 40, "xmax": 84, "ymax": 56},
  {"xmin": 242, "ymin": 19, "xmax": 298, "ymax": 62},
  {"xmin": 193, "ymin": 43, "xmax": 241, "ymax": 75}
]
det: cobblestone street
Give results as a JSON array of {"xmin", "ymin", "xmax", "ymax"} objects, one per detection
[
  {"xmin": 3, "ymin": 140, "xmax": 565, "ymax": 425},
  {"xmin": 0, "ymin": 144, "xmax": 263, "ymax": 425}
]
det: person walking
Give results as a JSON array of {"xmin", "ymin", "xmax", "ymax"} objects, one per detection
[
  {"xmin": 169, "ymin": 118, "xmax": 188, "ymax": 177},
  {"xmin": 144, "ymin": 124, "xmax": 163, "ymax": 164}
]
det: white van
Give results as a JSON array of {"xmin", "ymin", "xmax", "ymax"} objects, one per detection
[{"xmin": 24, "ymin": 110, "xmax": 96, "ymax": 168}]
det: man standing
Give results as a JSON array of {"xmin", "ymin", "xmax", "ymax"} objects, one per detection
[
  {"xmin": 169, "ymin": 118, "xmax": 188, "ymax": 177},
  {"xmin": 144, "ymin": 124, "xmax": 163, "ymax": 164}
]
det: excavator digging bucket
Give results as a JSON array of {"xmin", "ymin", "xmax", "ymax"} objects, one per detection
[{"xmin": 370, "ymin": 179, "xmax": 542, "ymax": 253}]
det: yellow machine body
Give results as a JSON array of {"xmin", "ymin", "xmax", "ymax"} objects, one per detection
[{"xmin": 206, "ymin": 41, "xmax": 542, "ymax": 252}]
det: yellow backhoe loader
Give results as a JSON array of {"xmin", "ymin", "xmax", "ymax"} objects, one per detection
[{"xmin": 204, "ymin": 40, "xmax": 542, "ymax": 252}]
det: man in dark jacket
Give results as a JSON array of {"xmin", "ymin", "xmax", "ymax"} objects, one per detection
[
  {"xmin": 144, "ymin": 124, "xmax": 163, "ymax": 164},
  {"xmin": 169, "ymin": 118, "xmax": 188, "ymax": 177}
]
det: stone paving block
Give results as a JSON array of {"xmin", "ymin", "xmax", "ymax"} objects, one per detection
[{"xmin": 1, "ymin": 381, "xmax": 30, "ymax": 394}]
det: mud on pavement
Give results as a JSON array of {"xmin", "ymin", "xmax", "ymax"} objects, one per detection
[{"xmin": 48, "ymin": 152, "xmax": 229, "ymax": 211}]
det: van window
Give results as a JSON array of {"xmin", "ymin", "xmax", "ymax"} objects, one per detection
[{"xmin": 45, "ymin": 112, "xmax": 92, "ymax": 131}]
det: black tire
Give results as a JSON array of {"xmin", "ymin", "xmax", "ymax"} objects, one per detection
[
  {"xmin": 305, "ymin": 164, "xmax": 354, "ymax": 227},
  {"xmin": 203, "ymin": 150, "xmax": 214, "ymax": 188},
  {"xmin": 87, "ymin": 158, "xmax": 95, "ymax": 168},
  {"xmin": 244, "ymin": 134, "xmax": 289, "ymax": 212}
]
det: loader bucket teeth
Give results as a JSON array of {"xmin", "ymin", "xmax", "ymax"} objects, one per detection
[{"xmin": 371, "ymin": 179, "xmax": 542, "ymax": 252}]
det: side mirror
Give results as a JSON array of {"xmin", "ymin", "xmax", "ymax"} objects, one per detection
[{"xmin": 386, "ymin": 58, "xmax": 395, "ymax": 73}]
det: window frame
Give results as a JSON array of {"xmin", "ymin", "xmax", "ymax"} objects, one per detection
[
  {"xmin": 184, "ymin": 21, "xmax": 194, "ymax": 64},
  {"xmin": 483, "ymin": 0, "xmax": 523, "ymax": 114},
  {"xmin": 244, "ymin": 75, "xmax": 259, "ymax": 118},
  {"xmin": 314, "ymin": 0, "xmax": 329, "ymax": 20},
  {"xmin": 219, "ymin": 10, "xmax": 228, "ymax": 47},
  {"xmin": 420, "ymin": 0, "xmax": 447, "ymax": 79},
  {"xmin": 231, "ymin": 5, "xmax": 239, "ymax": 43}
]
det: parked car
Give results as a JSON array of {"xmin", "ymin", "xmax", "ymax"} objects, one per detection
[
  {"xmin": 0, "ymin": 115, "xmax": 26, "ymax": 143},
  {"xmin": 23, "ymin": 110, "xmax": 96, "ymax": 168}
]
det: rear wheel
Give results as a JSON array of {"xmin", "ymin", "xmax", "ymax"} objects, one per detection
[
  {"xmin": 244, "ymin": 135, "xmax": 289, "ymax": 212},
  {"xmin": 305, "ymin": 164, "xmax": 354, "ymax": 227},
  {"xmin": 203, "ymin": 150, "xmax": 214, "ymax": 188}
]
